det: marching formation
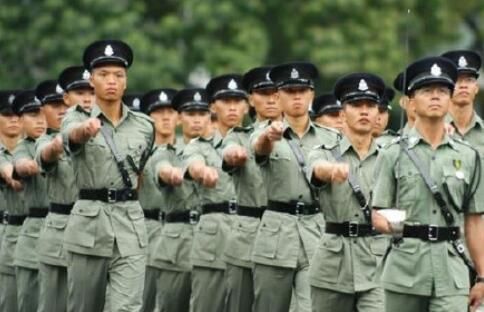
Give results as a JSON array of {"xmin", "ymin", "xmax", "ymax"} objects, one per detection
[{"xmin": 0, "ymin": 39, "xmax": 483, "ymax": 312}]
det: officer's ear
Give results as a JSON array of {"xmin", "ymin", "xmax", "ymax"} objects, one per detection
[
  {"xmin": 63, "ymin": 93, "xmax": 71, "ymax": 106},
  {"xmin": 88, "ymin": 69, "xmax": 95, "ymax": 89}
]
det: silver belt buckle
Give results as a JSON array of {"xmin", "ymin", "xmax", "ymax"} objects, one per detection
[
  {"xmin": 428, "ymin": 225, "xmax": 439, "ymax": 241},
  {"xmin": 295, "ymin": 201, "xmax": 305, "ymax": 217},
  {"xmin": 228, "ymin": 199, "xmax": 238, "ymax": 215},
  {"xmin": 189, "ymin": 210, "xmax": 199, "ymax": 225},
  {"xmin": 348, "ymin": 221, "xmax": 359, "ymax": 237},
  {"xmin": 107, "ymin": 188, "xmax": 117, "ymax": 203}
]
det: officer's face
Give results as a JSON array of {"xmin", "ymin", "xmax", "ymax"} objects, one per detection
[
  {"xmin": 20, "ymin": 110, "xmax": 46, "ymax": 139},
  {"xmin": 372, "ymin": 108, "xmax": 389, "ymax": 137},
  {"xmin": 314, "ymin": 111, "xmax": 344, "ymax": 131},
  {"xmin": 0, "ymin": 112, "xmax": 22, "ymax": 138},
  {"xmin": 150, "ymin": 107, "xmax": 178, "ymax": 137},
  {"xmin": 411, "ymin": 84, "xmax": 451, "ymax": 119},
  {"xmin": 89, "ymin": 66, "xmax": 127, "ymax": 102},
  {"xmin": 42, "ymin": 101, "xmax": 69, "ymax": 130},
  {"xmin": 179, "ymin": 110, "xmax": 210, "ymax": 140},
  {"xmin": 210, "ymin": 97, "xmax": 248, "ymax": 129},
  {"xmin": 64, "ymin": 89, "xmax": 95, "ymax": 112},
  {"xmin": 452, "ymin": 74, "xmax": 479, "ymax": 107},
  {"xmin": 249, "ymin": 88, "xmax": 281, "ymax": 120},
  {"xmin": 278, "ymin": 87, "xmax": 314, "ymax": 118},
  {"xmin": 342, "ymin": 100, "xmax": 378, "ymax": 135}
]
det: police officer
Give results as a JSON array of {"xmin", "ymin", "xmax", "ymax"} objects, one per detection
[
  {"xmin": 183, "ymin": 83, "xmax": 238, "ymax": 312},
  {"xmin": 14, "ymin": 82, "xmax": 60, "ymax": 312},
  {"xmin": 374, "ymin": 87, "xmax": 398, "ymax": 147},
  {"xmin": 311, "ymin": 93, "xmax": 344, "ymax": 131},
  {"xmin": 151, "ymin": 88, "xmax": 209, "ymax": 312},
  {"xmin": 372, "ymin": 56, "xmax": 484, "ymax": 312},
  {"xmin": 0, "ymin": 90, "xmax": 24, "ymax": 312},
  {"xmin": 251, "ymin": 62, "xmax": 339, "ymax": 312},
  {"xmin": 61, "ymin": 39, "xmax": 154, "ymax": 312},
  {"xmin": 308, "ymin": 73, "xmax": 387, "ymax": 312},
  {"xmin": 59, "ymin": 65, "xmax": 95, "ymax": 113},
  {"xmin": 242, "ymin": 66, "xmax": 282, "ymax": 125},
  {"xmin": 137, "ymin": 88, "xmax": 178, "ymax": 312},
  {"xmin": 441, "ymin": 50, "xmax": 483, "ymax": 153},
  {"xmin": 35, "ymin": 75, "xmax": 83, "ymax": 312}
]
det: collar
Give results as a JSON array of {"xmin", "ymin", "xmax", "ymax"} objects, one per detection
[
  {"xmin": 282, "ymin": 118, "xmax": 316, "ymax": 139},
  {"xmin": 338, "ymin": 135, "xmax": 378, "ymax": 158},
  {"xmin": 406, "ymin": 127, "xmax": 457, "ymax": 151},
  {"xmin": 91, "ymin": 103, "xmax": 130, "ymax": 126}
]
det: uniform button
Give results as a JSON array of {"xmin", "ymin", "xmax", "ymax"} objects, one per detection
[
  {"xmin": 431, "ymin": 156, "xmax": 436, "ymax": 160},
  {"xmin": 353, "ymin": 240, "xmax": 357, "ymax": 244},
  {"xmin": 354, "ymin": 214, "xmax": 359, "ymax": 217},
  {"xmin": 432, "ymin": 210, "xmax": 437, "ymax": 214}
]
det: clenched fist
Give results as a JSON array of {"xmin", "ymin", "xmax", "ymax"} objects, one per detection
[
  {"xmin": 330, "ymin": 163, "xmax": 349, "ymax": 183},
  {"xmin": 159, "ymin": 166, "xmax": 184, "ymax": 186},
  {"xmin": 224, "ymin": 145, "xmax": 248, "ymax": 167},
  {"xmin": 15, "ymin": 159, "xmax": 40, "ymax": 177},
  {"xmin": 265, "ymin": 121, "xmax": 284, "ymax": 142},
  {"xmin": 200, "ymin": 166, "xmax": 218, "ymax": 188}
]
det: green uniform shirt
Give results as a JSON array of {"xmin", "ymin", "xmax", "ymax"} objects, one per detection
[
  {"xmin": 221, "ymin": 126, "xmax": 267, "ymax": 268},
  {"xmin": 448, "ymin": 112, "xmax": 484, "ymax": 156},
  {"xmin": 375, "ymin": 129, "xmax": 399, "ymax": 149},
  {"xmin": 183, "ymin": 133, "xmax": 236, "ymax": 270},
  {"xmin": 61, "ymin": 104, "xmax": 154, "ymax": 258},
  {"xmin": 150, "ymin": 140, "xmax": 198, "ymax": 272},
  {"xmin": 308, "ymin": 136, "xmax": 387, "ymax": 293},
  {"xmin": 35, "ymin": 129, "xmax": 78, "ymax": 267},
  {"xmin": 250, "ymin": 120, "xmax": 339, "ymax": 268},
  {"xmin": 372, "ymin": 127, "xmax": 484, "ymax": 296}
]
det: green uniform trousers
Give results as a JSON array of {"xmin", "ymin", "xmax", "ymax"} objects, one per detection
[
  {"xmin": 66, "ymin": 248, "xmax": 145, "ymax": 312},
  {"xmin": 0, "ymin": 272, "xmax": 17, "ymax": 311},
  {"xmin": 311, "ymin": 286, "xmax": 384, "ymax": 312},
  {"xmin": 16, "ymin": 267, "xmax": 38, "ymax": 312},
  {"xmin": 38, "ymin": 263, "xmax": 67, "ymax": 312},
  {"xmin": 191, "ymin": 266, "xmax": 226, "ymax": 312},
  {"xmin": 156, "ymin": 269, "xmax": 191, "ymax": 312},
  {"xmin": 141, "ymin": 266, "xmax": 159, "ymax": 312},
  {"xmin": 384, "ymin": 290, "xmax": 467, "ymax": 312},
  {"xmin": 225, "ymin": 263, "xmax": 254, "ymax": 312}
]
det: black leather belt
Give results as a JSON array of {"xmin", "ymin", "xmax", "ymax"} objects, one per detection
[
  {"xmin": 201, "ymin": 201, "xmax": 238, "ymax": 215},
  {"xmin": 143, "ymin": 209, "xmax": 160, "ymax": 221},
  {"xmin": 237, "ymin": 205, "xmax": 265, "ymax": 218},
  {"xmin": 403, "ymin": 225, "xmax": 460, "ymax": 241},
  {"xmin": 7, "ymin": 214, "xmax": 27, "ymax": 226},
  {"xmin": 267, "ymin": 200, "xmax": 320, "ymax": 216},
  {"xmin": 326, "ymin": 222, "xmax": 376, "ymax": 237},
  {"xmin": 50, "ymin": 203, "xmax": 74, "ymax": 215},
  {"xmin": 165, "ymin": 210, "xmax": 199, "ymax": 224},
  {"xmin": 79, "ymin": 188, "xmax": 138, "ymax": 203},
  {"xmin": 28, "ymin": 208, "xmax": 49, "ymax": 218}
]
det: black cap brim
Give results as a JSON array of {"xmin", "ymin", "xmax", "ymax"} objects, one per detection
[
  {"xmin": 65, "ymin": 81, "xmax": 93, "ymax": 92},
  {"xmin": 341, "ymin": 93, "xmax": 379, "ymax": 104},
  {"xmin": 211, "ymin": 90, "xmax": 248, "ymax": 101},
  {"xmin": 456, "ymin": 68, "xmax": 480, "ymax": 78},
  {"xmin": 407, "ymin": 76, "xmax": 454, "ymax": 95},
  {"xmin": 278, "ymin": 80, "xmax": 314, "ymax": 89}
]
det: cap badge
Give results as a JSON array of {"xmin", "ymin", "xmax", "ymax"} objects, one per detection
[
  {"xmin": 8, "ymin": 94, "xmax": 15, "ymax": 105},
  {"xmin": 430, "ymin": 64, "xmax": 442, "ymax": 77},
  {"xmin": 159, "ymin": 92, "xmax": 168, "ymax": 102},
  {"xmin": 265, "ymin": 71, "xmax": 271, "ymax": 81},
  {"xmin": 336, "ymin": 100, "xmax": 342, "ymax": 106},
  {"xmin": 458, "ymin": 56, "xmax": 468, "ymax": 68},
  {"xmin": 194, "ymin": 92, "xmax": 202, "ymax": 102},
  {"xmin": 56, "ymin": 84, "xmax": 64, "ymax": 94},
  {"xmin": 104, "ymin": 45, "xmax": 114, "ymax": 57},
  {"xmin": 133, "ymin": 98, "xmax": 140, "ymax": 110},
  {"xmin": 228, "ymin": 79, "xmax": 238, "ymax": 90},
  {"xmin": 290, "ymin": 68, "xmax": 299, "ymax": 79},
  {"xmin": 82, "ymin": 70, "xmax": 91, "ymax": 80},
  {"xmin": 358, "ymin": 79, "xmax": 369, "ymax": 91}
]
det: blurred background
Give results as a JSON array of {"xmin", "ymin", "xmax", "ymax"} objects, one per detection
[{"xmin": 1, "ymin": 0, "xmax": 483, "ymax": 126}]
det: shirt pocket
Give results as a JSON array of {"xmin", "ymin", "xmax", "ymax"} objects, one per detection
[
  {"xmin": 253, "ymin": 216, "xmax": 282, "ymax": 259},
  {"xmin": 384, "ymin": 239, "xmax": 421, "ymax": 287},
  {"xmin": 446, "ymin": 243, "xmax": 470, "ymax": 289},
  {"xmin": 192, "ymin": 217, "xmax": 220, "ymax": 262},
  {"xmin": 395, "ymin": 166, "xmax": 420, "ymax": 203},
  {"xmin": 225, "ymin": 217, "xmax": 260, "ymax": 262},
  {"xmin": 128, "ymin": 207, "xmax": 148, "ymax": 248},
  {"xmin": 313, "ymin": 235, "xmax": 344, "ymax": 283},
  {"xmin": 128, "ymin": 137, "xmax": 148, "ymax": 166},
  {"xmin": 442, "ymin": 167, "xmax": 469, "ymax": 211},
  {"xmin": 156, "ymin": 226, "xmax": 184, "ymax": 264},
  {"xmin": 65, "ymin": 205, "xmax": 101, "ymax": 248}
]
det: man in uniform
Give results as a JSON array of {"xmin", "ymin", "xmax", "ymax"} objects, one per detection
[
  {"xmin": 374, "ymin": 87, "xmax": 398, "ymax": 147},
  {"xmin": 35, "ymin": 69, "xmax": 93, "ymax": 312},
  {"xmin": 0, "ymin": 90, "xmax": 24, "ymax": 312},
  {"xmin": 61, "ymin": 39, "xmax": 154, "ymax": 312},
  {"xmin": 14, "ymin": 81, "xmax": 62, "ymax": 312},
  {"xmin": 308, "ymin": 73, "xmax": 387, "ymax": 312},
  {"xmin": 311, "ymin": 93, "xmax": 344, "ymax": 131},
  {"xmin": 441, "ymin": 50, "xmax": 483, "ymax": 152},
  {"xmin": 372, "ymin": 56, "xmax": 484, "ymax": 312},
  {"xmin": 251, "ymin": 62, "xmax": 339, "ymax": 312},
  {"xmin": 137, "ymin": 88, "xmax": 178, "ymax": 312},
  {"xmin": 242, "ymin": 66, "xmax": 282, "ymax": 125},
  {"xmin": 182, "ymin": 82, "xmax": 239, "ymax": 312},
  {"xmin": 151, "ymin": 88, "xmax": 209, "ymax": 312}
]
